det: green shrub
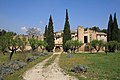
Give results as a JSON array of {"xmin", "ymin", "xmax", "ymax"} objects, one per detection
[
  {"xmin": 108, "ymin": 41, "xmax": 118, "ymax": 52},
  {"xmin": 71, "ymin": 64, "xmax": 88, "ymax": 73}
]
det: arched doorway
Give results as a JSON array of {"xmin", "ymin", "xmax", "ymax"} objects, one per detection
[{"xmin": 55, "ymin": 46, "xmax": 61, "ymax": 52}]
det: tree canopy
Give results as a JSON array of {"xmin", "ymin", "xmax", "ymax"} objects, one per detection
[
  {"xmin": 65, "ymin": 40, "xmax": 83, "ymax": 53},
  {"xmin": 90, "ymin": 40, "xmax": 104, "ymax": 53}
]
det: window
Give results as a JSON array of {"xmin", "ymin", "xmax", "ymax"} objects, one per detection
[{"xmin": 84, "ymin": 36, "xmax": 88, "ymax": 43}]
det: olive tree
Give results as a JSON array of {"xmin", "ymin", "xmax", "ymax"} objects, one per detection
[
  {"xmin": 8, "ymin": 36, "xmax": 22, "ymax": 61},
  {"xmin": 65, "ymin": 40, "xmax": 83, "ymax": 53},
  {"xmin": 90, "ymin": 40, "xmax": 104, "ymax": 53},
  {"xmin": 38, "ymin": 40, "xmax": 48, "ymax": 53},
  {"xmin": 0, "ymin": 35, "xmax": 8, "ymax": 55},
  {"xmin": 28, "ymin": 36, "xmax": 39, "ymax": 51},
  {"xmin": 19, "ymin": 36, "xmax": 27, "ymax": 53},
  {"xmin": 0, "ymin": 31, "xmax": 15, "ymax": 55}
]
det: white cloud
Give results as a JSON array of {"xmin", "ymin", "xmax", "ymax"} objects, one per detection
[{"xmin": 21, "ymin": 27, "xmax": 27, "ymax": 31}]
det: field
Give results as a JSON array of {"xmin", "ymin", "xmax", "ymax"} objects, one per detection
[
  {"xmin": 59, "ymin": 52, "xmax": 120, "ymax": 80},
  {"xmin": 0, "ymin": 52, "xmax": 32, "ymax": 65},
  {"xmin": 0, "ymin": 52, "xmax": 52, "ymax": 80}
]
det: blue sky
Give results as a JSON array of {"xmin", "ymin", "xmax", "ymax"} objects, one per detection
[{"xmin": 0, "ymin": 0, "xmax": 120, "ymax": 34}]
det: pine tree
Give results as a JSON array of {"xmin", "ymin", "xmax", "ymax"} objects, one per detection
[
  {"xmin": 107, "ymin": 14, "xmax": 113, "ymax": 42},
  {"xmin": 112, "ymin": 13, "xmax": 119, "ymax": 41},
  {"xmin": 63, "ymin": 9, "xmax": 71, "ymax": 51},
  {"xmin": 46, "ymin": 15, "xmax": 54, "ymax": 52},
  {"xmin": 44, "ymin": 25, "xmax": 48, "ymax": 41}
]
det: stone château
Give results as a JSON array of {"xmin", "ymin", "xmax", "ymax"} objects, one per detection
[{"xmin": 53, "ymin": 26, "xmax": 107, "ymax": 52}]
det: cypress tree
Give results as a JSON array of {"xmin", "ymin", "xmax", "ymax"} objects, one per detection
[
  {"xmin": 63, "ymin": 9, "xmax": 71, "ymax": 51},
  {"xmin": 107, "ymin": 14, "xmax": 113, "ymax": 42},
  {"xmin": 112, "ymin": 13, "xmax": 119, "ymax": 41},
  {"xmin": 46, "ymin": 15, "xmax": 54, "ymax": 52},
  {"xmin": 44, "ymin": 25, "xmax": 48, "ymax": 41}
]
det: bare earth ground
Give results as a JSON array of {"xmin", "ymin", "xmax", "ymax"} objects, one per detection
[{"xmin": 23, "ymin": 52, "xmax": 78, "ymax": 80}]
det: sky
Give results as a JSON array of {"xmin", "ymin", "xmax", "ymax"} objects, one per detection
[{"xmin": 0, "ymin": 0, "xmax": 120, "ymax": 34}]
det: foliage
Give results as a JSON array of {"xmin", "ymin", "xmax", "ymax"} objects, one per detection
[
  {"xmin": 8, "ymin": 36, "xmax": 22, "ymax": 61},
  {"xmin": 107, "ymin": 14, "xmax": 113, "ymax": 42},
  {"xmin": 63, "ymin": 9, "xmax": 71, "ymax": 52},
  {"xmin": 89, "ymin": 26, "xmax": 101, "ymax": 32},
  {"xmin": 107, "ymin": 13, "xmax": 119, "ymax": 42},
  {"xmin": 19, "ymin": 36, "xmax": 27, "ymax": 53},
  {"xmin": 26, "ymin": 52, "xmax": 49, "ymax": 63},
  {"xmin": 44, "ymin": 25, "xmax": 48, "ymax": 42},
  {"xmin": 90, "ymin": 40, "xmax": 104, "ymax": 53},
  {"xmin": 0, "ymin": 31, "xmax": 18, "ymax": 61},
  {"xmin": 46, "ymin": 15, "xmax": 54, "ymax": 52},
  {"xmin": 28, "ymin": 36, "xmax": 39, "ymax": 51},
  {"xmin": 71, "ymin": 64, "xmax": 88, "ymax": 73},
  {"xmin": 0, "ymin": 29, "xmax": 6, "ymax": 36},
  {"xmin": 0, "ymin": 35, "xmax": 8, "ymax": 55},
  {"xmin": 107, "ymin": 41, "xmax": 118, "ymax": 52},
  {"xmin": 105, "ymin": 13, "xmax": 120, "ymax": 52},
  {"xmin": 65, "ymin": 40, "xmax": 83, "ymax": 53},
  {"xmin": 117, "ymin": 42, "xmax": 120, "ymax": 50},
  {"xmin": 0, "ymin": 31, "xmax": 16, "ymax": 55},
  {"xmin": 101, "ymin": 29, "xmax": 107, "ymax": 33},
  {"xmin": 28, "ymin": 36, "xmax": 48, "ymax": 52},
  {"xmin": 38, "ymin": 40, "xmax": 48, "ymax": 52},
  {"xmin": 112, "ymin": 13, "xmax": 119, "ymax": 41},
  {"xmin": 0, "ymin": 60, "xmax": 27, "ymax": 78},
  {"xmin": 119, "ymin": 29, "xmax": 120, "ymax": 42}
]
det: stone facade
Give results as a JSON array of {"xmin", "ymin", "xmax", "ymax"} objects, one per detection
[{"xmin": 53, "ymin": 26, "xmax": 107, "ymax": 52}]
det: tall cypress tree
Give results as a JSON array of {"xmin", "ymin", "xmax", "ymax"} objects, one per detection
[
  {"xmin": 107, "ymin": 13, "xmax": 119, "ymax": 42},
  {"xmin": 44, "ymin": 25, "xmax": 48, "ymax": 41},
  {"xmin": 63, "ymin": 9, "xmax": 71, "ymax": 51},
  {"xmin": 46, "ymin": 15, "xmax": 54, "ymax": 52},
  {"xmin": 112, "ymin": 13, "xmax": 119, "ymax": 41},
  {"xmin": 107, "ymin": 14, "xmax": 113, "ymax": 42}
]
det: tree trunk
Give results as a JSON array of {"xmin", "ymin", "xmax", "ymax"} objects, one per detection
[
  {"xmin": 97, "ymin": 50, "xmax": 99, "ymax": 53},
  {"xmin": 2, "ymin": 51, "xmax": 5, "ymax": 55},
  {"xmin": 8, "ymin": 50, "xmax": 14, "ymax": 62}
]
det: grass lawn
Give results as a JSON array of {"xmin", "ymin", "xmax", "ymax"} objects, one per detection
[
  {"xmin": 0, "ymin": 52, "xmax": 32, "ymax": 64},
  {"xmin": 59, "ymin": 52, "xmax": 120, "ymax": 80},
  {"xmin": 0, "ymin": 52, "xmax": 52, "ymax": 80}
]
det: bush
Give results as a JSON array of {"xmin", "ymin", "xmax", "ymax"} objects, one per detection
[
  {"xmin": 71, "ymin": 64, "xmax": 88, "ymax": 73},
  {"xmin": 43, "ymin": 52, "xmax": 49, "ymax": 55},
  {"xmin": 0, "ymin": 60, "xmax": 27, "ymax": 77},
  {"xmin": 26, "ymin": 52, "xmax": 49, "ymax": 62},
  {"xmin": 117, "ymin": 42, "xmax": 120, "ymax": 50},
  {"xmin": 108, "ymin": 41, "xmax": 118, "ymax": 52},
  {"xmin": 26, "ymin": 56, "xmax": 38, "ymax": 62}
]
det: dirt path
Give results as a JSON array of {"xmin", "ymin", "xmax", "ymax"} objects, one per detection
[{"xmin": 23, "ymin": 53, "xmax": 78, "ymax": 80}]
